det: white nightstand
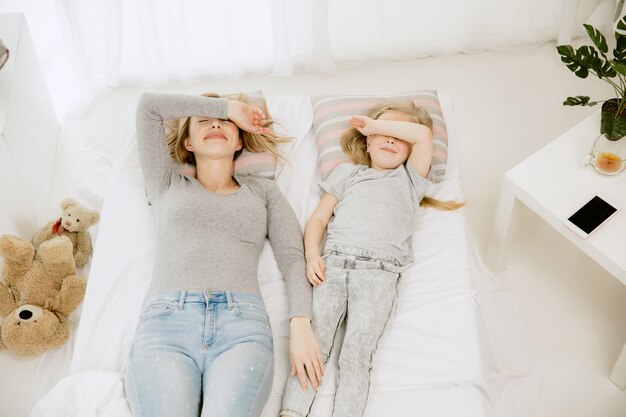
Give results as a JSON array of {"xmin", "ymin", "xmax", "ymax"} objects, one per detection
[{"xmin": 486, "ymin": 110, "xmax": 626, "ymax": 389}]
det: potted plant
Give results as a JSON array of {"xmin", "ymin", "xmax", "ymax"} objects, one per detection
[{"xmin": 557, "ymin": 15, "xmax": 626, "ymax": 141}]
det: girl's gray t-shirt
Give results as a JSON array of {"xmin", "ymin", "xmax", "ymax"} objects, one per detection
[
  {"xmin": 320, "ymin": 162, "xmax": 433, "ymax": 266},
  {"xmin": 136, "ymin": 92, "xmax": 311, "ymax": 319}
]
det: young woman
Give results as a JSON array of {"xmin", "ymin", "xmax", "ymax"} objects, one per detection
[{"xmin": 125, "ymin": 92, "xmax": 322, "ymax": 417}]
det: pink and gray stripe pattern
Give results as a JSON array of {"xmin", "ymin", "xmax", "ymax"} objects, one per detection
[{"xmin": 311, "ymin": 90, "xmax": 448, "ymax": 181}]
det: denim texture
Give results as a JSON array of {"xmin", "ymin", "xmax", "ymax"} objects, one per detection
[
  {"xmin": 281, "ymin": 246, "xmax": 401, "ymax": 417},
  {"xmin": 125, "ymin": 290, "xmax": 274, "ymax": 417}
]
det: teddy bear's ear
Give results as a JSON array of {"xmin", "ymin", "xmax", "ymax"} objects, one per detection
[
  {"xmin": 88, "ymin": 211, "xmax": 100, "ymax": 226},
  {"xmin": 61, "ymin": 198, "xmax": 77, "ymax": 210}
]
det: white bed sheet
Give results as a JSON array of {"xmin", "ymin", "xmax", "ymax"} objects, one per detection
[{"xmin": 29, "ymin": 95, "xmax": 540, "ymax": 417}]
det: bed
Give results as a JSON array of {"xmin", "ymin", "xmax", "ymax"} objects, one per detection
[{"xmin": 27, "ymin": 94, "xmax": 540, "ymax": 417}]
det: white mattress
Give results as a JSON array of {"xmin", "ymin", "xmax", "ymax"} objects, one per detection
[{"xmin": 28, "ymin": 95, "xmax": 540, "ymax": 417}]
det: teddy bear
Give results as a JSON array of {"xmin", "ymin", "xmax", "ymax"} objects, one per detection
[
  {"xmin": 33, "ymin": 198, "xmax": 100, "ymax": 268},
  {"xmin": 0, "ymin": 234, "xmax": 86, "ymax": 356}
]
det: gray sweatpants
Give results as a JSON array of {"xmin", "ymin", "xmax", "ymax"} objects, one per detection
[{"xmin": 281, "ymin": 245, "xmax": 403, "ymax": 417}]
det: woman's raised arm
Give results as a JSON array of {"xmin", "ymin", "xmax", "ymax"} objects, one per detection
[{"xmin": 135, "ymin": 92, "xmax": 228, "ymax": 202}]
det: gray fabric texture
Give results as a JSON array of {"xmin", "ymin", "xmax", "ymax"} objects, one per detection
[
  {"xmin": 135, "ymin": 92, "xmax": 311, "ymax": 318},
  {"xmin": 281, "ymin": 249, "xmax": 401, "ymax": 417},
  {"xmin": 320, "ymin": 162, "xmax": 433, "ymax": 266}
]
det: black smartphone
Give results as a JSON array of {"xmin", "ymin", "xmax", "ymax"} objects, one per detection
[{"xmin": 563, "ymin": 194, "xmax": 620, "ymax": 239}]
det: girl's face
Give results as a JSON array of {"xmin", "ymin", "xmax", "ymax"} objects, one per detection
[
  {"xmin": 184, "ymin": 117, "xmax": 242, "ymax": 160},
  {"xmin": 366, "ymin": 110, "xmax": 413, "ymax": 170}
]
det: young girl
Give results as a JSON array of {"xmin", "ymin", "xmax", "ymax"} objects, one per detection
[{"xmin": 280, "ymin": 101, "xmax": 462, "ymax": 417}]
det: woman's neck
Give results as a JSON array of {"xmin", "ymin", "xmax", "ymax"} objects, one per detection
[{"xmin": 195, "ymin": 158, "xmax": 240, "ymax": 194}]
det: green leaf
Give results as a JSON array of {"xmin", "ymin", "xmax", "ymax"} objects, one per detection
[
  {"xmin": 614, "ymin": 33, "xmax": 626, "ymax": 61},
  {"xmin": 578, "ymin": 45, "xmax": 608, "ymax": 78},
  {"xmin": 584, "ymin": 24, "xmax": 608, "ymax": 53},
  {"xmin": 557, "ymin": 45, "xmax": 590, "ymax": 78},
  {"xmin": 556, "ymin": 44, "xmax": 575, "ymax": 62},
  {"xmin": 617, "ymin": 15, "xmax": 626, "ymax": 38},
  {"xmin": 574, "ymin": 67, "xmax": 589, "ymax": 77},
  {"xmin": 556, "ymin": 44, "xmax": 615, "ymax": 79},
  {"xmin": 563, "ymin": 96, "xmax": 597, "ymax": 106},
  {"xmin": 612, "ymin": 61, "xmax": 626, "ymax": 75},
  {"xmin": 598, "ymin": 59, "xmax": 617, "ymax": 78}
]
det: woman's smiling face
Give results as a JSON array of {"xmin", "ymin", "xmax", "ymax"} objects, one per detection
[{"xmin": 185, "ymin": 116, "xmax": 242, "ymax": 160}]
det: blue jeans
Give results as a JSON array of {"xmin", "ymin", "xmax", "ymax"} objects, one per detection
[
  {"xmin": 125, "ymin": 290, "xmax": 274, "ymax": 417},
  {"xmin": 281, "ymin": 245, "xmax": 402, "ymax": 417}
]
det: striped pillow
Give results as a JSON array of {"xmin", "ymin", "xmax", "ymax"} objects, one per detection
[
  {"xmin": 311, "ymin": 90, "xmax": 448, "ymax": 181},
  {"xmin": 176, "ymin": 150, "xmax": 276, "ymax": 180},
  {"xmin": 175, "ymin": 91, "xmax": 278, "ymax": 180},
  {"xmin": 233, "ymin": 149, "xmax": 276, "ymax": 179},
  {"xmin": 232, "ymin": 91, "xmax": 277, "ymax": 179}
]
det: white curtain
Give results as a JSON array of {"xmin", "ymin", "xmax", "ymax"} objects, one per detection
[
  {"xmin": 58, "ymin": 0, "xmax": 336, "ymax": 84},
  {"xmin": 0, "ymin": 0, "xmax": 616, "ymax": 118},
  {"xmin": 329, "ymin": 0, "xmax": 589, "ymax": 63}
]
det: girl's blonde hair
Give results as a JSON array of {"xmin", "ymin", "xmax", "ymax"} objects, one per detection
[
  {"xmin": 165, "ymin": 92, "xmax": 291, "ymax": 166},
  {"xmin": 340, "ymin": 101, "xmax": 463, "ymax": 211}
]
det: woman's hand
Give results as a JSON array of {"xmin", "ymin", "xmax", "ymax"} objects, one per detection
[
  {"xmin": 289, "ymin": 316, "xmax": 324, "ymax": 391},
  {"xmin": 349, "ymin": 115, "xmax": 377, "ymax": 136},
  {"xmin": 306, "ymin": 256, "xmax": 325, "ymax": 287},
  {"xmin": 227, "ymin": 100, "xmax": 271, "ymax": 134}
]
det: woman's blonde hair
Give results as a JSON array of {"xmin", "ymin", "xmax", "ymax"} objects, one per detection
[
  {"xmin": 165, "ymin": 92, "xmax": 292, "ymax": 166},
  {"xmin": 340, "ymin": 101, "xmax": 463, "ymax": 211}
]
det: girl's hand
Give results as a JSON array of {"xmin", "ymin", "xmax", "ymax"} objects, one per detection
[
  {"xmin": 306, "ymin": 256, "xmax": 325, "ymax": 286},
  {"xmin": 349, "ymin": 115, "xmax": 376, "ymax": 136},
  {"xmin": 227, "ymin": 100, "xmax": 271, "ymax": 134},
  {"xmin": 289, "ymin": 317, "xmax": 324, "ymax": 391}
]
